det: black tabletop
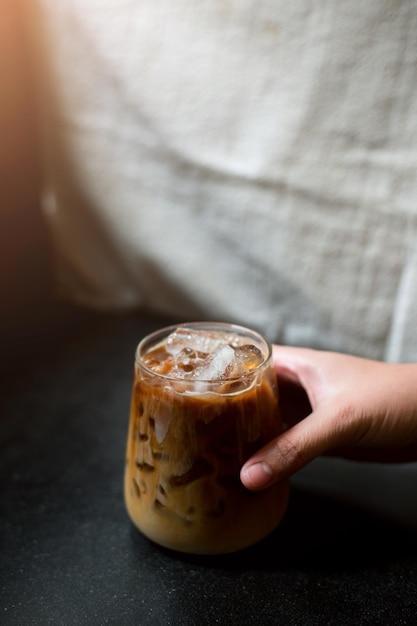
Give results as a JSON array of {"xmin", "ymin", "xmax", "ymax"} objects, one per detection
[{"xmin": 1, "ymin": 312, "xmax": 417, "ymax": 626}]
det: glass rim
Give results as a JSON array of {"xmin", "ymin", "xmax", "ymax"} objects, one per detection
[{"xmin": 135, "ymin": 321, "xmax": 273, "ymax": 383}]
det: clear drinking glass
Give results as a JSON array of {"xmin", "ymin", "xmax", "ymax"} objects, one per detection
[{"xmin": 124, "ymin": 322, "xmax": 289, "ymax": 555}]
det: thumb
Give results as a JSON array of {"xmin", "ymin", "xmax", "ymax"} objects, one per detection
[{"xmin": 240, "ymin": 405, "xmax": 340, "ymax": 490}]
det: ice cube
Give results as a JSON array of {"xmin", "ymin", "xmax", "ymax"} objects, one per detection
[
  {"xmin": 177, "ymin": 347, "xmax": 199, "ymax": 373},
  {"xmin": 170, "ymin": 457, "xmax": 213, "ymax": 486},
  {"xmin": 143, "ymin": 353, "xmax": 175, "ymax": 375},
  {"xmin": 149, "ymin": 413, "xmax": 172, "ymax": 443},
  {"xmin": 196, "ymin": 344, "xmax": 235, "ymax": 381},
  {"xmin": 234, "ymin": 344, "xmax": 264, "ymax": 371},
  {"xmin": 165, "ymin": 329, "xmax": 190, "ymax": 357},
  {"xmin": 165, "ymin": 328, "xmax": 224, "ymax": 357}
]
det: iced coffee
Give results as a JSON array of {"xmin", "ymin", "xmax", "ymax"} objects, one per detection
[{"xmin": 124, "ymin": 322, "xmax": 288, "ymax": 554}]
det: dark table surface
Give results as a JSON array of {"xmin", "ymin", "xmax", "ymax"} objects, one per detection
[{"xmin": 1, "ymin": 311, "xmax": 417, "ymax": 626}]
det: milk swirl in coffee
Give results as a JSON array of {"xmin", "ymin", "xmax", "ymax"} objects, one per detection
[{"xmin": 124, "ymin": 323, "xmax": 289, "ymax": 554}]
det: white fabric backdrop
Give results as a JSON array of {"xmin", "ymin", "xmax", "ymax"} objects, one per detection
[{"xmin": 29, "ymin": 1, "xmax": 417, "ymax": 360}]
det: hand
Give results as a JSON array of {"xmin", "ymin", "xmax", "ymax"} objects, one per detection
[{"xmin": 240, "ymin": 346, "xmax": 417, "ymax": 490}]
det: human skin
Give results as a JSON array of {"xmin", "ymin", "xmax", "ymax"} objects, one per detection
[{"xmin": 240, "ymin": 346, "xmax": 417, "ymax": 491}]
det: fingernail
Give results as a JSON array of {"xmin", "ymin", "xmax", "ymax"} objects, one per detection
[{"xmin": 242, "ymin": 462, "xmax": 273, "ymax": 489}]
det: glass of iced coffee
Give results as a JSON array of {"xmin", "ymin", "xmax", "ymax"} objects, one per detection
[{"xmin": 124, "ymin": 322, "xmax": 288, "ymax": 555}]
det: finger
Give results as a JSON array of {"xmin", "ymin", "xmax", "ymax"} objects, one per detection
[
  {"xmin": 272, "ymin": 345, "xmax": 325, "ymax": 408},
  {"xmin": 272, "ymin": 345, "xmax": 310, "ymax": 384},
  {"xmin": 278, "ymin": 377, "xmax": 312, "ymax": 428},
  {"xmin": 240, "ymin": 407, "xmax": 340, "ymax": 490}
]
